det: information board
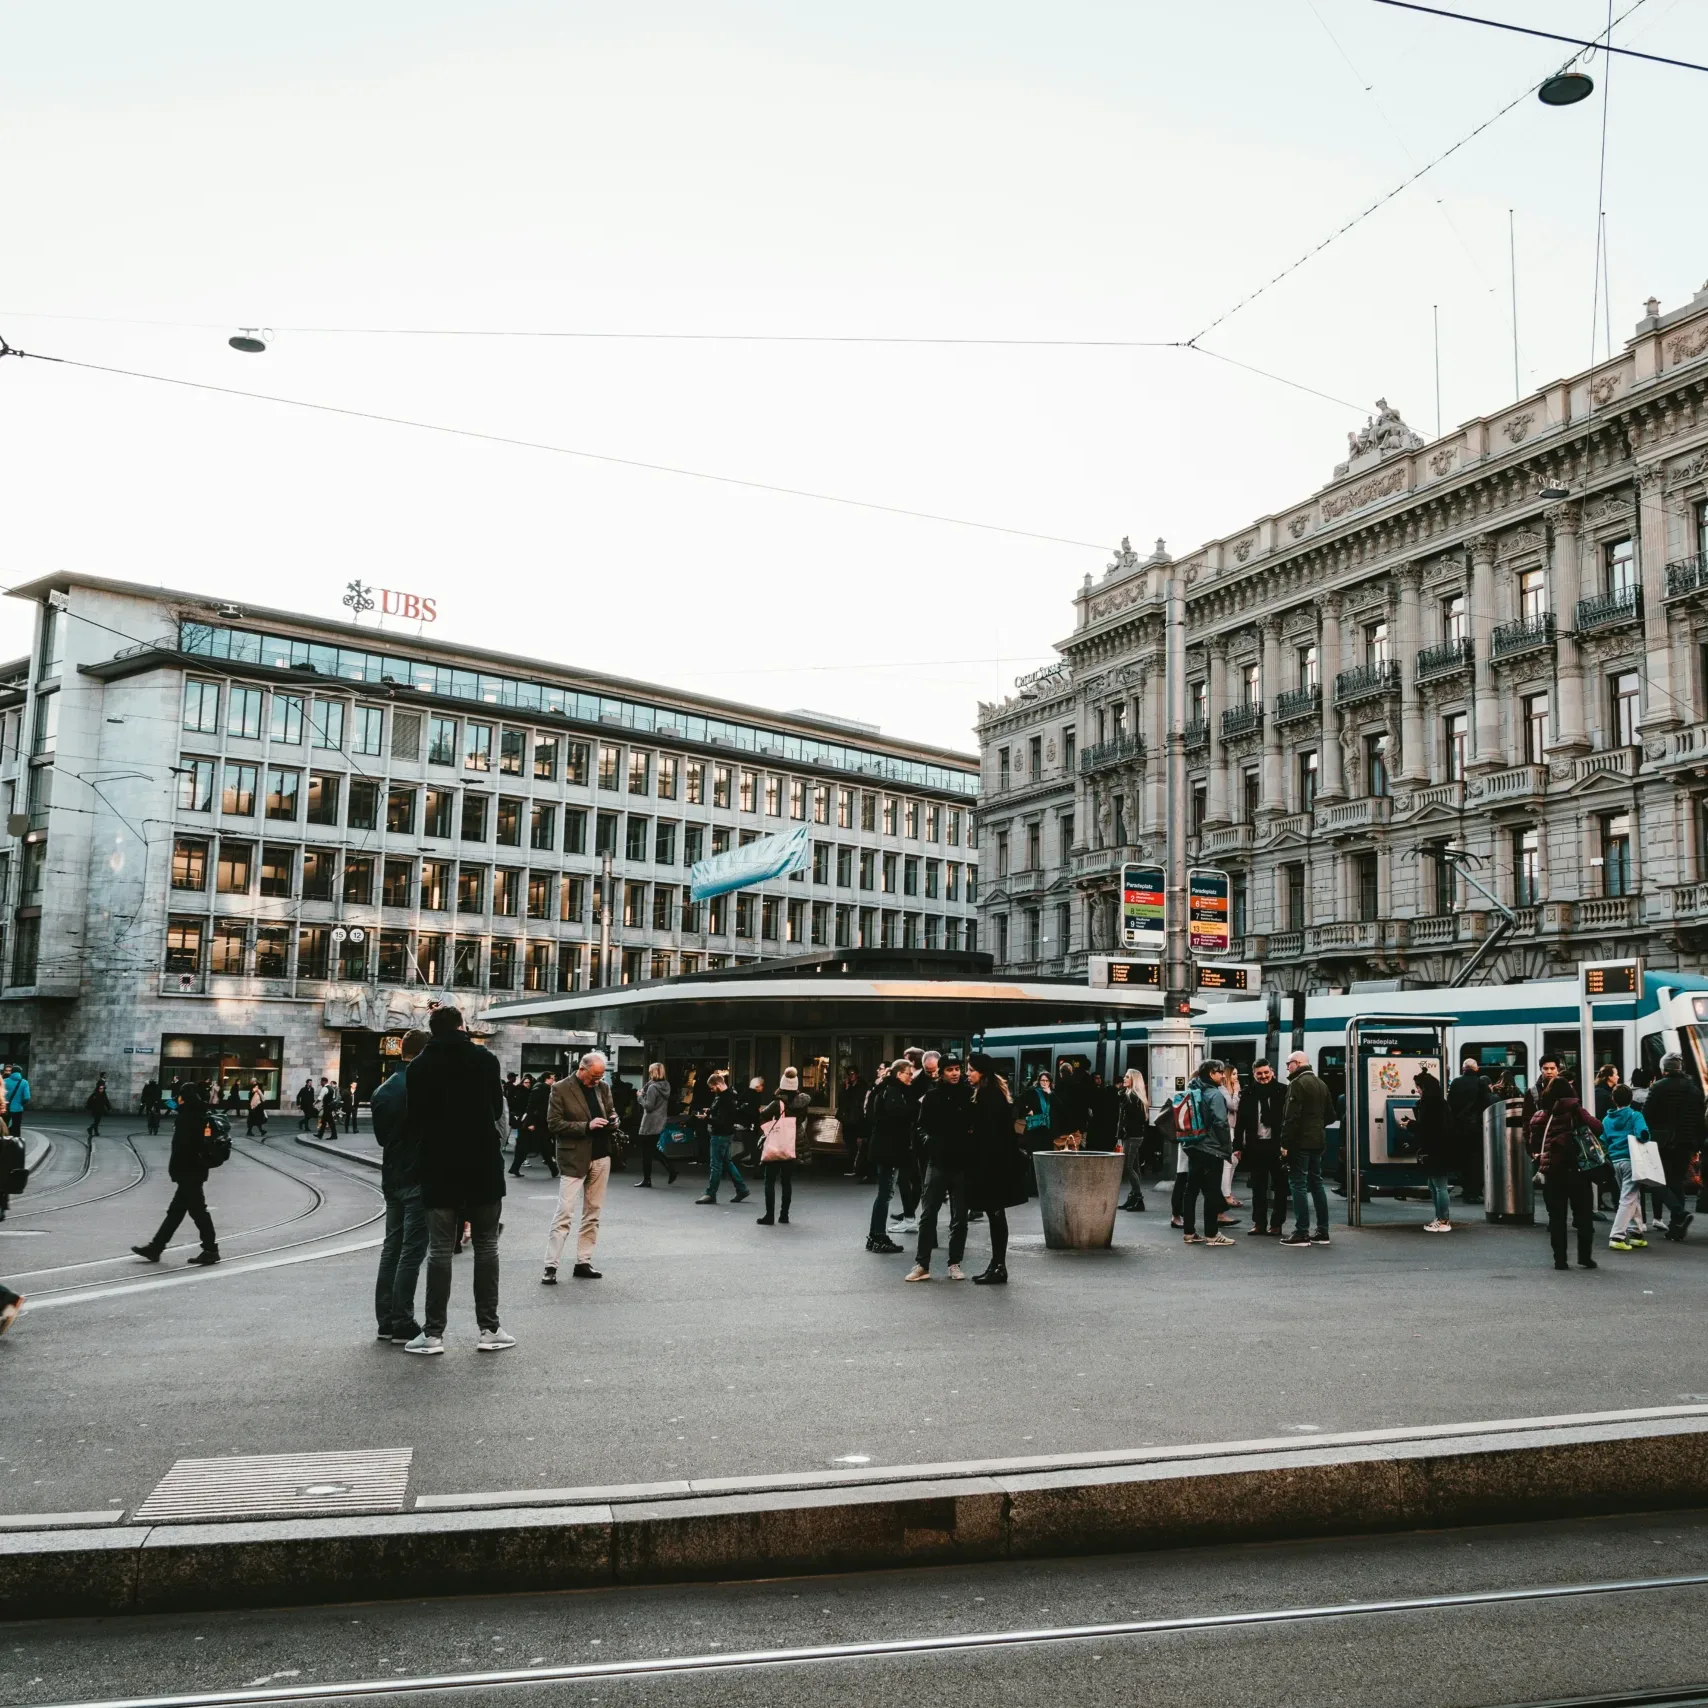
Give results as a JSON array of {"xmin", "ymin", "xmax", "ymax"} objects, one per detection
[
  {"xmin": 1581, "ymin": 959, "xmax": 1641, "ymax": 999},
  {"xmin": 1121, "ymin": 864, "xmax": 1165, "ymax": 953},
  {"xmin": 1188, "ymin": 867, "xmax": 1231, "ymax": 955}
]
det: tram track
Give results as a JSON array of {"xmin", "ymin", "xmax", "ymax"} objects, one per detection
[
  {"xmin": 22, "ymin": 1135, "xmax": 147, "ymax": 1217},
  {"xmin": 21, "ymin": 1572, "xmax": 1708, "ymax": 1708}
]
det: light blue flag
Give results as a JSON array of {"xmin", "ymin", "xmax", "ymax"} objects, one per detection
[{"xmin": 689, "ymin": 823, "xmax": 812, "ymax": 902}]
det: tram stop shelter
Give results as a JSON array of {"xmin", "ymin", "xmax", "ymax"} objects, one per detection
[{"xmin": 483, "ymin": 948, "xmax": 1162, "ymax": 1161}]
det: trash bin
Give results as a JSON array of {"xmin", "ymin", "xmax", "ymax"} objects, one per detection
[
  {"xmin": 1482, "ymin": 1101, "xmax": 1535, "ymax": 1224},
  {"xmin": 1032, "ymin": 1149, "xmax": 1124, "ymax": 1250}
]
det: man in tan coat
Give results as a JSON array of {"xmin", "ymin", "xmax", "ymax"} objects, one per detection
[{"xmin": 543, "ymin": 1048, "xmax": 617, "ymax": 1281}]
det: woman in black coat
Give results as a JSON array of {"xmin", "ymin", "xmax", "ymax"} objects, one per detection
[
  {"xmin": 965, "ymin": 1054, "xmax": 1028, "ymax": 1285},
  {"xmin": 132, "ymin": 1082, "xmax": 220, "ymax": 1266},
  {"xmin": 1410, "ymin": 1068, "xmax": 1455, "ymax": 1233}
]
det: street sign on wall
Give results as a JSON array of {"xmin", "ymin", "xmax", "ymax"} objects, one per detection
[
  {"xmin": 1120, "ymin": 863, "xmax": 1165, "ymax": 953},
  {"xmin": 1188, "ymin": 867, "xmax": 1231, "ymax": 955}
]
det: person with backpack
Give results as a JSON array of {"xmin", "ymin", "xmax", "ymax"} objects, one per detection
[
  {"xmin": 371, "ymin": 1031, "xmax": 431, "ymax": 1343},
  {"xmin": 1530, "ymin": 1074, "xmax": 1603, "ymax": 1271},
  {"xmin": 131, "ymin": 1081, "xmax": 221, "ymax": 1266},
  {"xmin": 0, "ymin": 1078, "xmax": 19, "ymax": 1226},
  {"xmin": 1641, "ymin": 1052, "xmax": 1703, "ymax": 1241},
  {"xmin": 1279, "ymin": 1050, "xmax": 1333, "ymax": 1247},
  {"xmin": 1409, "ymin": 1067, "xmax": 1455, "ymax": 1232},
  {"xmin": 2, "ymin": 1063, "xmax": 30, "ymax": 1146},
  {"xmin": 1177, "ymin": 1060, "xmax": 1234, "ymax": 1247},
  {"xmin": 85, "ymin": 1075, "xmax": 111, "ymax": 1138},
  {"xmin": 1603, "ymin": 1083, "xmax": 1655, "ymax": 1252}
]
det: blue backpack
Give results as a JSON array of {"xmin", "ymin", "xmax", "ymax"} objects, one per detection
[{"xmin": 1172, "ymin": 1085, "xmax": 1208, "ymax": 1143}]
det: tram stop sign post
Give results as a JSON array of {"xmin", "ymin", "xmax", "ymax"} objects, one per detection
[
  {"xmin": 1188, "ymin": 868, "xmax": 1231, "ymax": 956},
  {"xmin": 1120, "ymin": 864, "xmax": 1165, "ymax": 954}
]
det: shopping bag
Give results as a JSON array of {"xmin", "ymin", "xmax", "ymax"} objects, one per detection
[{"xmin": 1629, "ymin": 1136, "xmax": 1667, "ymax": 1186}]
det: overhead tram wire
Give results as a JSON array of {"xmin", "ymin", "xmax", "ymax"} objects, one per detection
[{"xmin": 1370, "ymin": 0, "xmax": 1708, "ymax": 74}]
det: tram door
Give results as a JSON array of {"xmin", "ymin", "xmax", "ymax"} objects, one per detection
[{"xmin": 1542, "ymin": 1027, "xmax": 1625, "ymax": 1092}]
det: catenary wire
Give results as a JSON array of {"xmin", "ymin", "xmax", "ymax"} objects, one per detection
[{"xmin": 1370, "ymin": 0, "xmax": 1708, "ymax": 72}]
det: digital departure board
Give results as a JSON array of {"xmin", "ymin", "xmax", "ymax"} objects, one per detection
[
  {"xmin": 1099, "ymin": 961, "xmax": 1255, "ymax": 992},
  {"xmin": 1107, "ymin": 960, "xmax": 1162, "ymax": 987},
  {"xmin": 1196, "ymin": 964, "xmax": 1251, "ymax": 992},
  {"xmin": 1582, "ymin": 960, "xmax": 1641, "ymax": 999}
]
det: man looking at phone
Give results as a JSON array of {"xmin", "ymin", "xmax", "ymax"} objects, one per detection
[{"xmin": 544, "ymin": 1048, "xmax": 617, "ymax": 1282}]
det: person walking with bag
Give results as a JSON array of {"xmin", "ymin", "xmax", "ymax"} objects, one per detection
[
  {"xmin": 246, "ymin": 1080, "xmax": 267, "ymax": 1139},
  {"xmin": 696, "ymin": 1070, "xmax": 751, "ymax": 1205},
  {"xmin": 1530, "ymin": 1075, "xmax": 1603, "ymax": 1272},
  {"xmin": 2, "ymin": 1063, "xmax": 29, "ymax": 1147},
  {"xmin": 131, "ymin": 1082, "xmax": 220, "ymax": 1267},
  {"xmin": 756, "ymin": 1067, "xmax": 809, "ymax": 1224},
  {"xmin": 1177, "ymin": 1061, "xmax": 1234, "ymax": 1247},
  {"xmin": 1605, "ymin": 1083, "xmax": 1658, "ymax": 1252},
  {"xmin": 636, "ymin": 1062, "xmax": 678, "ymax": 1189},
  {"xmin": 964, "ymin": 1055, "xmax": 1027, "ymax": 1285},
  {"xmin": 543, "ymin": 1048, "xmax": 616, "ymax": 1282}
]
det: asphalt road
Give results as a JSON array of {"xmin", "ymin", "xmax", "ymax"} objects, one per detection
[
  {"xmin": 4, "ymin": 1510, "xmax": 1707, "ymax": 1707},
  {"xmin": 3, "ymin": 1119, "xmax": 1706, "ymax": 1518}
]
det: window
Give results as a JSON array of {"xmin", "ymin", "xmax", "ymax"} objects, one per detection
[
  {"xmin": 834, "ymin": 903, "xmax": 853, "ymax": 947},
  {"xmin": 452, "ymin": 938, "xmax": 482, "ymax": 988},
  {"xmin": 465, "ymin": 723, "xmax": 493, "ymax": 772},
  {"xmin": 925, "ymin": 858, "xmax": 940, "ymax": 898},
  {"xmin": 883, "ymin": 795, "xmax": 900, "ymax": 836},
  {"xmin": 382, "ymin": 859, "xmax": 413, "ymax": 908},
  {"xmin": 353, "ymin": 705, "xmax": 384, "ymax": 755},
  {"xmin": 837, "ymin": 787, "xmax": 854, "ymax": 829},
  {"xmin": 31, "ymin": 690, "xmax": 58, "ymax": 756},
  {"xmin": 164, "ymin": 917, "xmax": 204, "ymax": 974},
  {"xmin": 529, "ymin": 801, "xmax": 555, "ymax": 850},
  {"xmin": 420, "ymin": 860, "xmax": 450, "ymax": 911},
  {"xmin": 790, "ymin": 779, "xmax": 807, "ymax": 821},
  {"xmin": 864, "ymin": 793, "xmax": 879, "ymax": 834},
  {"xmin": 1025, "ymin": 822, "xmax": 1041, "ymax": 870},
  {"xmin": 624, "ymin": 881, "xmax": 647, "ymax": 930},
  {"xmin": 1060, "ymin": 812, "xmax": 1074, "ymax": 858},
  {"xmin": 924, "ymin": 804, "xmax": 940, "ymax": 843},
  {"xmin": 178, "ymin": 758, "xmax": 215, "ymax": 813},
  {"xmin": 493, "ymin": 868, "xmax": 520, "ymax": 916},
  {"xmin": 1444, "ymin": 712, "xmax": 1469, "ymax": 782},
  {"xmin": 651, "ymin": 821, "xmax": 674, "ymax": 864},
  {"xmin": 171, "ymin": 837, "xmax": 208, "ymax": 891},
  {"xmin": 657, "ymin": 754, "xmax": 677, "ymax": 799},
  {"xmin": 598, "ymin": 744, "xmax": 620, "ymax": 790},
  {"xmin": 684, "ymin": 824, "xmax": 705, "ymax": 866},
  {"xmin": 227, "ymin": 686, "xmax": 264, "ymax": 740},
  {"xmin": 255, "ymin": 925, "xmax": 289, "ymax": 979},
  {"xmin": 995, "ymin": 831, "xmax": 1009, "ymax": 877},
  {"xmin": 1298, "ymin": 644, "xmax": 1319, "ymax": 690},
  {"xmin": 629, "ymin": 750, "xmax": 651, "ymax": 795},
  {"xmin": 1241, "ymin": 662, "xmax": 1260, "ymax": 706},
  {"xmin": 1285, "ymin": 862, "xmax": 1307, "ymax": 930},
  {"xmin": 1299, "ymin": 750, "xmax": 1318, "ymax": 812},
  {"xmin": 1442, "ymin": 593, "xmax": 1467, "ymax": 644},
  {"xmin": 565, "ymin": 807, "xmax": 587, "ymax": 855},
  {"xmin": 1519, "ymin": 567, "xmax": 1546, "ymax": 622},
  {"xmin": 270, "ymin": 694, "xmax": 304, "ymax": 745},
  {"xmin": 787, "ymin": 899, "xmax": 806, "ymax": 944},
  {"xmin": 1365, "ymin": 732, "xmax": 1389, "ymax": 798},
  {"xmin": 903, "ymin": 855, "xmax": 920, "ymax": 896},
  {"xmin": 739, "ymin": 769, "xmax": 757, "ymax": 812},
  {"xmin": 1515, "ymin": 827, "xmax": 1541, "ymax": 906},
  {"xmin": 1191, "ymin": 785, "xmax": 1206, "ymax": 836},
  {"xmin": 1601, "ymin": 812, "xmax": 1632, "ymax": 897},
  {"xmin": 306, "ymin": 773, "xmax": 340, "ymax": 826},
  {"xmin": 312, "ymin": 700, "xmax": 345, "ymax": 750},
  {"xmin": 966, "ymin": 866, "xmax": 978, "ymax": 904},
  {"xmin": 819, "ymin": 786, "xmax": 834, "ymax": 828},
  {"xmin": 595, "ymin": 811, "xmax": 619, "ymax": 857},
  {"xmin": 210, "ymin": 921, "xmax": 247, "ymax": 975},
  {"xmin": 424, "ymin": 788, "xmax": 454, "ymax": 839},
  {"xmin": 489, "ymin": 940, "xmax": 517, "ymax": 990},
  {"xmin": 565, "ymin": 741, "xmax": 590, "ymax": 786},
  {"xmin": 1063, "ymin": 728, "xmax": 1077, "ymax": 773},
  {"xmin": 651, "ymin": 884, "xmax": 673, "ymax": 931},
  {"xmin": 882, "ymin": 852, "xmax": 899, "ymax": 893},
  {"xmin": 183, "ymin": 680, "xmax": 221, "ymax": 734},
  {"xmin": 742, "ymin": 895, "xmax": 762, "ymax": 939},
  {"xmin": 499, "ymin": 729, "xmax": 525, "ymax": 776},
  {"xmin": 293, "ymin": 925, "xmax": 331, "ymax": 980},
  {"xmin": 813, "ymin": 841, "xmax": 831, "ymax": 885},
  {"xmin": 527, "ymin": 871, "xmax": 554, "ymax": 919},
  {"xmin": 301, "ymin": 848, "xmax": 336, "ymax": 901},
  {"xmin": 686, "ymin": 761, "xmax": 705, "ymax": 805},
  {"xmin": 1521, "ymin": 693, "xmax": 1550, "ymax": 765},
  {"xmin": 1364, "ymin": 621, "xmax": 1390, "ymax": 668},
  {"xmin": 259, "ymin": 844, "xmax": 294, "ymax": 898},
  {"xmin": 1605, "ymin": 536, "xmax": 1636, "ymax": 595},
  {"xmin": 993, "ymin": 914, "xmax": 1008, "ymax": 962},
  {"xmin": 1432, "ymin": 845, "xmax": 1456, "ymax": 915},
  {"xmin": 836, "ymin": 845, "xmax": 853, "ymax": 887},
  {"xmin": 265, "ymin": 767, "xmax": 300, "ymax": 820},
  {"xmin": 997, "ymin": 747, "xmax": 1011, "ymax": 791},
  {"xmin": 450, "ymin": 792, "xmax": 483, "ymax": 841},
  {"xmin": 1231, "ymin": 872, "xmax": 1248, "ymax": 939},
  {"xmin": 415, "ymin": 934, "xmax": 445, "ymax": 984},
  {"xmin": 626, "ymin": 815, "xmax": 649, "ymax": 862},
  {"xmin": 562, "ymin": 874, "xmax": 586, "ymax": 922},
  {"xmin": 1190, "ymin": 681, "xmax": 1208, "ymax": 727},
  {"xmin": 216, "ymin": 841, "xmax": 252, "ymax": 895},
  {"xmin": 859, "ymin": 849, "xmax": 875, "ymax": 891},
  {"xmin": 1611, "ymin": 671, "xmax": 1640, "ymax": 746},
  {"xmin": 1243, "ymin": 770, "xmax": 1260, "ymax": 825},
  {"xmin": 386, "ymin": 786, "xmax": 416, "ymax": 835},
  {"xmin": 946, "ymin": 861, "xmax": 960, "ymax": 902},
  {"xmin": 496, "ymin": 798, "xmax": 522, "ymax": 846},
  {"xmin": 344, "ymin": 854, "xmax": 374, "ymax": 905}
]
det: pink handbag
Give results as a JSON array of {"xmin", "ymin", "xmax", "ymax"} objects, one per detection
[{"xmin": 760, "ymin": 1114, "xmax": 797, "ymax": 1163}]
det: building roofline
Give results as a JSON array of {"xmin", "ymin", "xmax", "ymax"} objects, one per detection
[{"xmin": 6, "ymin": 570, "xmax": 977, "ymax": 771}]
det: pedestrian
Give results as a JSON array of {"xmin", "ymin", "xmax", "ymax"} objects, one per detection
[
  {"xmin": 371, "ymin": 1031, "xmax": 431, "ymax": 1344},
  {"xmin": 504, "ymin": 1072, "xmax": 528, "ymax": 1145},
  {"xmin": 1279, "ymin": 1050, "xmax": 1333, "ymax": 1247},
  {"xmin": 755, "ymin": 1067, "xmax": 806, "ymax": 1226},
  {"xmin": 636, "ymin": 1061, "xmax": 678, "ymax": 1189},
  {"xmin": 2, "ymin": 1062, "xmax": 30, "ymax": 1146},
  {"xmin": 1236, "ymin": 1059, "xmax": 1289, "ymax": 1235},
  {"xmin": 1088, "ymin": 1073, "xmax": 1119, "ymax": 1151},
  {"xmin": 1592, "ymin": 1063, "xmax": 1620, "ymax": 1122},
  {"xmin": 1116, "ymin": 1067, "xmax": 1149, "ymax": 1212},
  {"xmin": 695, "ymin": 1069, "xmax": 750, "ymax": 1205},
  {"xmin": 1410, "ymin": 1067, "xmax": 1455, "ymax": 1232},
  {"xmin": 1050, "ymin": 1059, "xmax": 1090, "ymax": 1150},
  {"xmin": 1220, "ymin": 1070, "xmax": 1243, "ymax": 1209},
  {"xmin": 316, "ymin": 1077, "xmax": 342, "ymax": 1141},
  {"xmin": 1021, "ymin": 1070, "xmax": 1053, "ymax": 1145},
  {"xmin": 246, "ymin": 1079, "xmax": 268, "ymax": 1138},
  {"xmin": 296, "ymin": 1077, "xmax": 316, "ymax": 1131},
  {"xmin": 905, "ymin": 1055, "xmax": 972, "ymax": 1280},
  {"xmin": 1446, "ymin": 1055, "xmax": 1492, "ymax": 1206},
  {"xmin": 893, "ymin": 1049, "xmax": 930, "ymax": 1228},
  {"xmin": 131, "ymin": 1081, "xmax": 220, "ymax": 1267},
  {"xmin": 1603, "ymin": 1084, "xmax": 1654, "ymax": 1252},
  {"xmin": 1177, "ymin": 1060, "xmax": 1235, "ymax": 1247},
  {"xmin": 866, "ymin": 1059, "xmax": 914, "ymax": 1252},
  {"xmin": 344, "ymin": 1081, "xmax": 360, "ymax": 1133},
  {"xmin": 1638, "ymin": 1052, "xmax": 1702, "ymax": 1241},
  {"xmin": 964, "ymin": 1054, "xmax": 1026, "ymax": 1284},
  {"xmin": 140, "ymin": 1075, "xmax": 162, "ymax": 1135},
  {"xmin": 85, "ymin": 1074, "xmax": 111, "ymax": 1138},
  {"xmin": 401, "ymin": 1006, "xmax": 512, "ymax": 1352},
  {"xmin": 840, "ymin": 1066, "xmax": 869, "ymax": 1179},
  {"xmin": 543, "ymin": 1048, "xmax": 616, "ymax": 1282},
  {"xmin": 511, "ymin": 1072, "xmax": 559, "ymax": 1177},
  {"xmin": 0, "ymin": 1077, "xmax": 13, "ymax": 1226},
  {"xmin": 1530, "ymin": 1074, "xmax": 1603, "ymax": 1272},
  {"xmin": 0, "ymin": 1279, "xmax": 21, "ymax": 1336}
]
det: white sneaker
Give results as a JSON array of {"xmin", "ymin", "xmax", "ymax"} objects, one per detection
[
  {"xmin": 1423, "ymin": 1220, "xmax": 1451, "ymax": 1233},
  {"xmin": 477, "ymin": 1328, "xmax": 516, "ymax": 1352},
  {"xmin": 899, "ymin": 1217, "xmax": 919, "ymax": 1235},
  {"xmin": 947, "ymin": 1263, "xmax": 965, "ymax": 1281},
  {"xmin": 903, "ymin": 1264, "xmax": 931, "ymax": 1283},
  {"xmin": 404, "ymin": 1332, "xmax": 444, "ymax": 1356}
]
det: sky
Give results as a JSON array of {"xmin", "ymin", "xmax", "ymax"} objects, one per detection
[{"xmin": 2, "ymin": 0, "xmax": 1705, "ymax": 753}]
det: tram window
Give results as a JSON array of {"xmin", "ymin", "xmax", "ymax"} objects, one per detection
[
  {"xmin": 1541, "ymin": 1030, "xmax": 1581, "ymax": 1090},
  {"xmin": 1641, "ymin": 1032, "xmax": 1668, "ymax": 1082},
  {"xmin": 1316, "ymin": 1047, "xmax": 1346, "ymax": 1117},
  {"xmin": 1460, "ymin": 1039, "xmax": 1528, "ymax": 1093}
]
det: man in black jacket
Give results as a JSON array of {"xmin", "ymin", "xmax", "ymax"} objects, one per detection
[
  {"xmin": 1235, "ymin": 1060, "xmax": 1290, "ymax": 1236},
  {"xmin": 1642, "ymin": 1053, "xmax": 1703, "ymax": 1240},
  {"xmin": 866, "ymin": 1059, "xmax": 915, "ymax": 1254},
  {"xmin": 905, "ymin": 1058, "xmax": 972, "ymax": 1281},
  {"xmin": 371, "ymin": 1029, "xmax": 429, "ymax": 1343},
  {"xmin": 402, "ymin": 1008, "xmax": 511, "ymax": 1353},
  {"xmin": 1447, "ymin": 1057, "xmax": 1493, "ymax": 1204},
  {"xmin": 131, "ymin": 1082, "xmax": 220, "ymax": 1267}
]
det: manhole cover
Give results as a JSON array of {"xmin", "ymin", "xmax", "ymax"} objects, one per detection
[{"xmin": 135, "ymin": 1448, "xmax": 412, "ymax": 1523}]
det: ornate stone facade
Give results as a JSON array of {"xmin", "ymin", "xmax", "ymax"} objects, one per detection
[{"xmin": 977, "ymin": 280, "xmax": 1708, "ymax": 991}]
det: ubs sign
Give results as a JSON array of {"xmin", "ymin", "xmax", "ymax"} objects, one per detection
[{"xmin": 343, "ymin": 580, "xmax": 438, "ymax": 623}]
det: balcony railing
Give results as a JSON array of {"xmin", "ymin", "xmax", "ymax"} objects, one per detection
[
  {"xmin": 1183, "ymin": 718, "xmax": 1209, "ymax": 749},
  {"xmin": 1266, "ymin": 930, "xmax": 1305, "ymax": 959},
  {"xmin": 1666, "ymin": 554, "xmax": 1708, "ymax": 600},
  {"xmin": 1491, "ymin": 612, "xmax": 1554, "ymax": 660},
  {"xmin": 1575, "ymin": 584, "xmax": 1642, "ymax": 633},
  {"xmin": 1274, "ymin": 684, "xmax": 1321, "ymax": 723},
  {"xmin": 1317, "ymin": 795, "xmax": 1392, "ymax": 834},
  {"xmin": 1334, "ymin": 660, "xmax": 1400, "ymax": 705},
  {"xmin": 1220, "ymin": 703, "xmax": 1263, "ymax": 740},
  {"xmin": 1202, "ymin": 822, "xmax": 1254, "ymax": 856},
  {"xmin": 1576, "ymin": 895, "xmax": 1638, "ymax": 931},
  {"xmin": 1408, "ymin": 914, "xmax": 1459, "ymax": 947},
  {"xmin": 1416, "ymin": 636, "xmax": 1473, "ymax": 683},
  {"xmin": 1475, "ymin": 763, "xmax": 1547, "ymax": 803},
  {"xmin": 1078, "ymin": 734, "xmax": 1145, "ymax": 775}
]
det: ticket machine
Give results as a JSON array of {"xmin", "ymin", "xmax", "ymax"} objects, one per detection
[{"xmin": 1343, "ymin": 1013, "xmax": 1453, "ymax": 1227}]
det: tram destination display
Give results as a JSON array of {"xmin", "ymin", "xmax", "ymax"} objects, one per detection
[
  {"xmin": 1582, "ymin": 958, "xmax": 1642, "ymax": 999},
  {"xmin": 1188, "ymin": 867, "xmax": 1231, "ymax": 955},
  {"xmin": 1120, "ymin": 864, "xmax": 1165, "ymax": 953}
]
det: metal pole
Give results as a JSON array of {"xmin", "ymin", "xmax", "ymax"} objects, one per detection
[
  {"xmin": 598, "ymin": 850, "xmax": 614, "ymax": 1053},
  {"xmin": 1509, "ymin": 208, "xmax": 1520, "ymax": 401},
  {"xmin": 1164, "ymin": 564, "xmax": 1191, "ymax": 1020}
]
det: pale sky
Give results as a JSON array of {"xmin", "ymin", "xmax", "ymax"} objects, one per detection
[{"xmin": 2, "ymin": 0, "xmax": 1704, "ymax": 751}]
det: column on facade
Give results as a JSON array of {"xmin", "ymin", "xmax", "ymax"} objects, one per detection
[
  {"xmin": 1260, "ymin": 613, "xmax": 1285, "ymax": 813},
  {"xmin": 1396, "ymin": 563, "xmax": 1425, "ymax": 780},
  {"xmin": 1468, "ymin": 534, "xmax": 1500, "ymax": 768},
  {"xmin": 1547, "ymin": 501, "xmax": 1589, "ymax": 752},
  {"xmin": 1637, "ymin": 462, "xmax": 1680, "ymax": 729},
  {"xmin": 1319, "ymin": 593, "xmax": 1345, "ymax": 800},
  {"xmin": 1138, "ymin": 659, "xmax": 1163, "ymax": 839},
  {"xmin": 1205, "ymin": 635, "xmax": 1230, "ymax": 826}
]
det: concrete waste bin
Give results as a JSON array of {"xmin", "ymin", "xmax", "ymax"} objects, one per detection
[
  {"xmin": 1483, "ymin": 1101, "xmax": 1535, "ymax": 1224},
  {"xmin": 1032, "ymin": 1149, "xmax": 1125, "ymax": 1249}
]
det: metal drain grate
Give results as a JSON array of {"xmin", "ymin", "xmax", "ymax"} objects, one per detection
[{"xmin": 135, "ymin": 1448, "xmax": 413, "ymax": 1523}]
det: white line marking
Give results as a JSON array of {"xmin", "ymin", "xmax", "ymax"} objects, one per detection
[{"xmin": 25, "ymin": 1239, "xmax": 384, "ymax": 1310}]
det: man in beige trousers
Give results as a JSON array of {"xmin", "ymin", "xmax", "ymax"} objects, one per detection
[{"xmin": 544, "ymin": 1048, "xmax": 617, "ymax": 1282}]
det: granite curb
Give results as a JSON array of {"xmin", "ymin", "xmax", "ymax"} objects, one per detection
[{"xmin": 5, "ymin": 1407, "xmax": 1708, "ymax": 1622}]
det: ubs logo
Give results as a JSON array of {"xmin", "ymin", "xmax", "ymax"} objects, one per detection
[{"xmin": 343, "ymin": 581, "xmax": 438, "ymax": 623}]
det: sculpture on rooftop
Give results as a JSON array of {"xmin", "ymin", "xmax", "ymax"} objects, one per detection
[{"xmin": 1334, "ymin": 399, "xmax": 1424, "ymax": 478}]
